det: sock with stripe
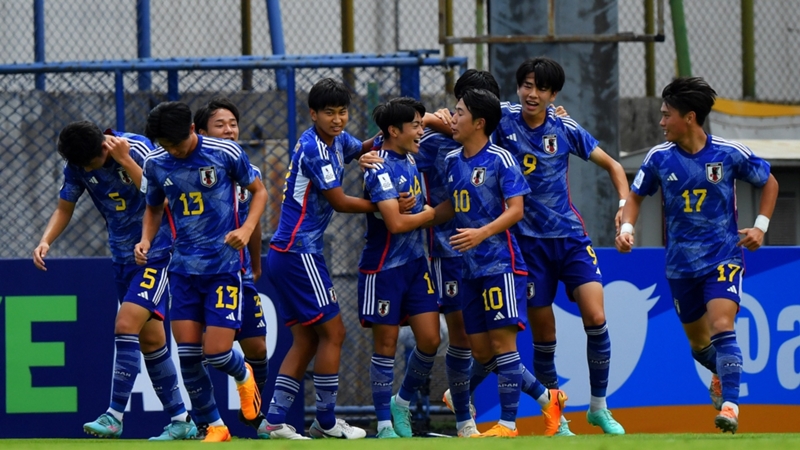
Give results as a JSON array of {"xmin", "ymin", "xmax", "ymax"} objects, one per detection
[
  {"xmin": 397, "ymin": 347, "xmax": 435, "ymax": 405},
  {"xmin": 532, "ymin": 340, "xmax": 558, "ymax": 389},
  {"xmin": 469, "ymin": 356, "xmax": 497, "ymax": 395},
  {"xmin": 586, "ymin": 322, "xmax": 611, "ymax": 411},
  {"xmin": 313, "ymin": 373, "xmax": 338, "ymax": 430},
  {"xmin": 178, "ymin": 343, "xmax": 220, "ymax": 425},
  {"xmin": 266, "ymin": 374, "xmax": 300, "ymax": 425},
  {"xmin": 496, "ymin": 352, "xmax": 523, "ymax": 428},
  {"xmin": 370, "ymin": 354, "xmax": 395, "ymax": 423},
  {"xmin": 108, "ymin": 334, "xmax": 141, "ymax": 420},
  {"xmin": 205, "ymin": 348, "xmax": 247, "ymax": 382},
  {"xmin": 712, "ymin": 331, "xmax": 742, "ymax": 405},
  {"xmin": 445, "ymin": 346, "xmax": 473, "ymax": 423},
  {"xmin": 246, "ymin": 356, "xmax": 269, "ymax": 395},
  {"xmin": 143, "ymin": 344, "xmax": 187, "ymax": 420}
]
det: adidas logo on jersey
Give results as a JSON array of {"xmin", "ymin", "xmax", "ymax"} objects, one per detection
[
  {"xmin": 137, "ymin": 291, "xmax": 149, "ymax": 300},
  {"xmin": 667, "ymin": 173, "xmax": 678, "ymax": 181},
  {"xmin": 225, "ymin": 313, "xmax": 236, "ymax": 321},
  {"xmin": 494, "ymin": 311, "xmax": 505, "ymax": 321},
  {"xmin": 89, "ymin": 177, "xmax": 99, "ymax": 184},
  {"xmin": 506, "ymin": 133, "xmax": 517, "ymax": 142},
  {"xmin": 727, "ymin": 285, "xmax": 738, "ymax": 294},
  {"xmin": 257, "ymin": 320, "xmax": 265, "ymax": 328},
  {"xmin": 163, "ymin": 178, "xmax": 174, "ymax": 187},
  {"xmin": 399, "ymin": 175, "xmax": 407, "ymax": 184}
]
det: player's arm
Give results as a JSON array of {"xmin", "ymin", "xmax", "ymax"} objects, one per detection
[
  {"xmin": 136, "ymin": 203, "xmax": 164, "ymax": 265},
  {"xmin": 589, "ymin": 146, "xmax": 630, "ymax": 231},
  {"xmin": 32, "ymin": 199, "xmax": 76, "ymax": 271},
  {"xmin": 105, "ymin": 136, "xmax": 143, "ymax": 189},
  {"xmin": 737, "ymin": 173, "xmax": 779, "ymax": 251},
  {"xmin": 321, "ymin": 186, "xmax": 378, "ymax": 213},
  {"xmin": 450, "ymin": 195, "xmax": 523, "ymax": 252},
  {"xmin": 248, "ymin": 219, "xmax": 263, "ymax": 281},
  {"xmin": 431, "ymin": 198, "xmax": 455, "ymax": 226},
  {"xmin": 376, "ymin": 199, "xmax": 435, "ymax": 234},
  {"xmin": 616, "ymin": 191, "xmax": 645, "ymax": 253},
  {"xmin": 225, "ymin": 178, "xmax": 268, "ymax": 250}
]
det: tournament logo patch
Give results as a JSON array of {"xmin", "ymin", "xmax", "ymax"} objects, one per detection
[
  {"xmin": 471, "ymin": 167, "xmax": 486, "ymax": 186},
  {"xmin": 117, "ymin": 168, "xmax": 132, "ymax": 185},
  {"xmin": 706, "ymin": 162, "xmax": 723, "ymax": 184},
  {"xmin": 543, "ymin": 134, "xmax": 558, "ymax": 154},
  {"xmin": 527, "ymin": 282, "xmax": 535, "ymax": 299},
  {"xmin": 445, "ymin": 281, "xmax": 458, "ymax": 298},
  {"xmin": 328, "ymin": 287, "xmax": 338, "ymax": 303},
  {"xmin": 377, "ymin": 300, "xmax": 390, "ymax": 317},
  {"xmin": 200, "ymin": 166, "xmax": 218, "ymax": 187},
  {"xmin": 237, "ymin": 185, "xmax": 251, "ymax": 203}
]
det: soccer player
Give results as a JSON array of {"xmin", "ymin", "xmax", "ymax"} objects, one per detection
[
  {"xmin": 263, "ymin": 78, "xmax": 381, "ymax": 440},
  {"xmin": 136, "ymin": 101, "xmax": 266, "ymax": 442},
  {"xmin": 616, "ymin": 77, "xmax": 778, "ymax": 434},
  {"xmin": 193, "ymin": 98, "xmax": 269, "ymax": 436},
  {"xmin": 431, "ymin": 88, "xmax": 556, "ymax": 438},
  {"xmin": 492, "ymin": 57, "xmax": 629, "ymax": 435},
  {"xmin": 358, "ymin": 97, "xmax": 438, "ymax": 439},
  {"xmin": 32, "ymin": 122, "xmax": 195, "ymax": 440}
]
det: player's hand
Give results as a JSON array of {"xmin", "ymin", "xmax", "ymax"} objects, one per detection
[
  {"xmin": 432, "ymin": 108, "xmax": 453, "ymax": 125},
  {"xmin": 224, "ymin": 229, "xmax": 251, "ymax": 250},
  {"xmin": 615, "ymin": 232, "xmax": 634, "ymax": 253},
  {"xmin": 252, "ymin": 265, "xmax": 262, "ymax": 282},
  {"xmin": 450, "ymin": 227, "xmax": 488, "ymax": 252},
  {"xmin": 32, "ymin": 242, "xmax": 50, "ymax": 271},
  {"xmin": 134, "ymin": 240, "xmax": 150, "ymax": 265},
  {"xmin": 421, "ymin": 204, "xmax": 436, "ymax": 227},
  {"xmin": 359, "ymin": 151, "xmax": 384, "ymax": 171},
  {"xmin": 737, "ymin": 227, "xmax": 765, "ymax": 251},
  {"xmin": 553, "ymin": 104, "xmax": 569, "ymax": 117},
  {"xmin": 398, "ymin": 192, "xmax": 416, "ymax": 214},
  {"xmin": 105, "ymin": 135, "xmax": 132, "ymax": 164}
]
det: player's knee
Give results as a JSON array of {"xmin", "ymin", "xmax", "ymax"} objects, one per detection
[
  {"xmin": 582, "ymin": 311, "xmax": 606, "ymax": 328},
  {"xmin": 373, "ymin": 336, "xmax": 397, "ymax": 356},
  {"xmin": 240, "ymin": 338, "xmax": 267, "ymax": 360},
  {"xmin": 416, "ymin": 334, "xmax": 440, "ymax": 355},
  {"xmin": 471, "ymin": 347, "xmax": 494, "ymax": 364},
  {"xmin": 114, "ymin": 315, "xmax": 144, "ymax": 335}
]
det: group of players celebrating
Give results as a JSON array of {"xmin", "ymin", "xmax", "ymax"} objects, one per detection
[{"xmin": 33, "ymin": 55, "xmax": 777, "ymax": 440}]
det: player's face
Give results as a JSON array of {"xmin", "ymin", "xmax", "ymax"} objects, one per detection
[
  {"xmin": 158, "ymin": 125, "xmax": 196, "ymax": 159},
  {"xmin": 310, "ymin": 105, "xmax": 348, "ymax": 143},
  {"xmin": 203, "ymin": 108, "xmax": 239, "ymax": 141},
  {"xmin": 451, "ymin": 98, "xmax": 478, "ymax": 144},
  {"xmin": 517, "ymin": 74, "xmax": 557, "ymax": 119},
  {"xmin": 659, "ymin": 102, "xmax": 689, "ymax": 142},
  {"xmin": 393, "ymin": 112, "xmax": 424, "ymax": 154},
  {"xmin": 82, "ymin": 145, "xmax": 109, "ymax": 172}
]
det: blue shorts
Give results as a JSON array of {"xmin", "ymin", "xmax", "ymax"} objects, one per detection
[
  {"xmin": 266, "ymin": 250, "xmax": 339, "ymax": 327},
  {"xmin": 358, "ymin": 257, "xmax": 439, "ymax": 327},
  {"xmin": 237, "ymin": 279, "xmax": 266, "ymax": 340},
  {"xmin": 517, "ymin": 234, "xmax": 602, "ymax": 307},
  {"xmin": 462, "ymin": 272, "xmax": 528, "ymax": 335},
  {"xmin": 169, "ymin": 272, "xmax": 243, "ymax": 329},
  {"xmin": 112, "ymin": 256, "xmax": 170, "ymax": 320},
  {"xmin": 432, "ymin": 256, "xmax": 463, "ymax": 315},
  {"xmin": 668, "ymin": 262, "xmax": 743, "ymax": 324}
]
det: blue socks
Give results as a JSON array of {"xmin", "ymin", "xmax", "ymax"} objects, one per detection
[
  {"xmin": 143, "ymin": 344, "xmax": 186, "ymax": 418},
  {"xmin": 313, "ymin": 373, "xmax": 338, "ymax": 430},
  {"xmin": 496, "ymin": 352, "xmax": 523, "ymax": 424},
  {"xmin": 205, "ymin": 349, "xmax": 247, "ymax": 382},
  {"xmin": 468, "ymin": 356, "xmax": 497, "ymax": 394},
  {"xmin": 246, "ymin": 356, "xmax": 269, "ymax": 394},
  {"xmin": 266, "ymin": 375, "xmax": 300, "ymax": 425},
  {"xmin": 109, "ymin": 334, "xmax": 141, "ymax": 416},
  {"xmin": 445, "ymin": 346, "xmax": 473, "ymax": 423},
  {"xmin": 398, "ymin": 347, "xmax": 436, "ymax": 402},
  {"xmin": 178, "ymin": 343, "xmax": 220, "ymax": 425},
  {"xmin": 692, "ymin": 344, "xmax": 718, "ymax": 374},
  {"xmin": 712, "ymin": 331, "xmax": 742, "ymax": 404},
  {"xmin": 370, "ymin": 354, "xmax": 395, "ymax": 422},
  {"xmin": 586, "ymin": 322, "xmax": 611, "ymax": 398},
  {"xmin": 520, "ymin": 363, "xmax": 547, "ymax": 400},
  {"xmin": 532, "ymin": 340, "xmax": 558, "ymax": 389}
]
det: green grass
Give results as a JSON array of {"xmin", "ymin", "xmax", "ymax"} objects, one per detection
[{"xmin": 3, "ymin": 435, "xmax": 800, "ymax": 450}]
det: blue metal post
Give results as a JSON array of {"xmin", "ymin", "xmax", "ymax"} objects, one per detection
[
  {"xmin": 137, "ymin": 0, "xmax": 152, "ymax": 90},
  {"xmin": 286, "ymin": 67, "xmax": 297, "ymax": 151},
  {"xmin": 115, "ymin": 71, "xmax": 126, "ymax": 131},
  {"xmin": 167, "ymin": 71, "xmax": 179, "ymax": 101},
  {"xmin": 266, "ymin": 0, "xmax": 288, "ymax": 90},
  {"xmin": 399, "ymin": 66, "xmax": 420, "ymax": 99},
  {"xmin": 34, "ymin": 0, "xmax": 45, "ymax": 90}
]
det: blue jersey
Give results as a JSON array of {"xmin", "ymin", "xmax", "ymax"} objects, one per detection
[
  {"xmin": 270, "ymin": 127, "xmax": 362, "ymax": 254},
  {"xmin": 445, "ymin": 142, "xmax": 530, "ymax": 279},
  {"xmin": 142, "ymin": 135, "xmax": 256, "ymax": 275},
  {"xmin": 237, "ymin": 164, "xmax": 262, "ymax": 281},
  {"xmin": 632, "ymin": 135, "xmax": 771, "ymax": 279},
  {"xmin": 415, "ymin": 129, "xmax": 462, "ymax": 259},
  {"xmin": 494, "ymin": 103, "xmax": 598, "ymax": 238},
  {"xmin": 59, "ymin": 130, "xmax": 172, "ymax": 264},
  {"xmin": 359, "ymin": 149, "xmax": 426, "ymax": 273}
]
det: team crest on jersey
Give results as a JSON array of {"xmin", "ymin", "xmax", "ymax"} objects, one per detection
[
  {"xmin": 377, "ymin": 300, "xmax": 390, "ymax": 317},
  {"xmin": 237, "ymin": 185, "xmax": 251, "ymax": 203},
  {"xmin": 445, "ymin": 281, "xmax": 458, "ymax": 298},
  {"xmin": 199, "ymin": 166, "xmax": 217, "ymax": 187},
  {"xmin": 706, "ymin": 163, "xmax": 723, "ymax": 184},
  {"xmin": 471, "ymin": 167, "xmax": 486, "ymax": 186},
  {"xmin": 543, "ymin": 134, "xmax": 558, "ymax": 154},
  {"xmin": 328, "ymin": 287, "xmax": 338, "ymax": 303},
  {"xmin": 117, "ymin": 168, "xmax": 132, "ymax": 185},
  {"xmin": 527, "ymin": 282, "xmax": 535, "ymax": 299}
]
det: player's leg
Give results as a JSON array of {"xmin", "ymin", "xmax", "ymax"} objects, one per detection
[{"xmin": 236, "ymin": 281, "xmax": 268, "ymax": 431}]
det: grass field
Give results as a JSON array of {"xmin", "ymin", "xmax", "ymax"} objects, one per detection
[{"xmin": 3, "ymin": 434, "xmax": 800, "ymax": 450}]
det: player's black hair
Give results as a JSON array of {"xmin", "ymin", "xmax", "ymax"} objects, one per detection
[
  {"xmin": 372, "ymin": 97, "xmax": 426, "ymax": 137},
  {"xmin": 194, "ymin": 97, "xmax": 240, "ymax": 133},
  {"xmin": 661, "ymin": 77, "xmax": 717, "ymax": 126},
  {"xmin": 308, "ymin": 78, "xmax": 351, "ymax": 111},
  {"xmin": 515, "ymin": 57, "xmax": 565, "ymax": 93},
  {"xmin": 460, "ymin": 89, "xmax": 501, "ymax": 137},
  {"xmin": 145, "ymin": 101, "xmax": 193, "ymax": 145},
  {"xmin": 454, "ymin": 69, "xmax": 501, "ymax": 99},
  {"xmin": 57, "ymin": 121, "xmax": 105, "ymax": 167}
]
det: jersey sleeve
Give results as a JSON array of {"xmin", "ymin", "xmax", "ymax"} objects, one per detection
[
  {"xmin": 341, "ymin": 132, "xmax": 363, "ymax": 164},
  {"xmin": 142, "ymin": 159, "xmax": 166, "ymax": 206},
  {"xmin": 498, "ymin": 157, "xmax": 531, "ymax": 200},
  {"xmin": 363, "ymin": 166, "xmax": 399, "ymax": 203},
  {"xmin": 415, "ymin": 131, "xmax": 442, "ymax": 173},
  {"xmin": 228, "ymin": 145, "xmax": 257, "ymax": 188},
  {"xmin": 631, "ymin": 153, "xmax": 660, "ymax": 197},
  {"xmin": 562, "ymin": 117, "xmax": 599, "ymax": 161},
  {"xmin": 733, "ymin": 145, "xmax": 771, "ymax": 188},
  {"xmin": 59, "ymin": 163, "xmax": 84, "ymax": 203},
  {"xmin": 300, "ymin": 143, "xmax": 341, "ymax": 191}
]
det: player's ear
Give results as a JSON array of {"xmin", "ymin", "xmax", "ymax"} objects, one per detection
[
  {"xmin": 685, "ymin": 111, "xmax": 695, "ymax": 124},
  {"xmin": 475, "ymin": 117, "xmax": 485, "ymax": 130},
  {"xmin": 309, "ymin": 109, "xmax": 318, "ymax": 123}
]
